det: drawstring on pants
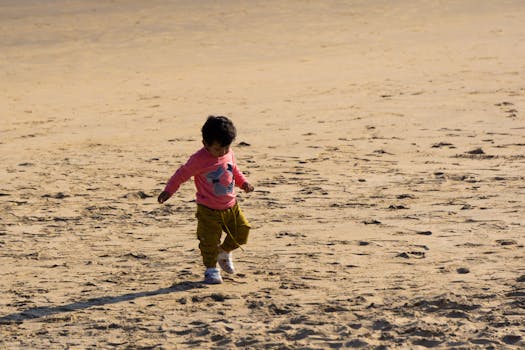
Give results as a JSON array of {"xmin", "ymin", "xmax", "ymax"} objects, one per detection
[{"xmin": 220, "ymin": 209, "xmax": 244, "ymax": 252}]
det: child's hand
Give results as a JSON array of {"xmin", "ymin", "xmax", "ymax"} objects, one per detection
[
  {"xmin": 157, "ymin": 191, "xmax": 171, "ymax": 204},
  {"xmin": 242, "ymin": 182, "xmax": 254, "ymax": 193}
]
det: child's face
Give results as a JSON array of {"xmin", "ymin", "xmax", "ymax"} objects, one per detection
[{"xmin": 203, "ymin": 141, "xmax": 230, "ymax": 158}]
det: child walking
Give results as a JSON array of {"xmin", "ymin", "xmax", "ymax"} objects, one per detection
[{"xmin": 158, "ymin": 116, "xmax": 254, "ymax": 284}]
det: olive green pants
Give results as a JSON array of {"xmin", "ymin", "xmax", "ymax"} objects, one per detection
[{"xmin": 195, "ymin": 203, "xmax": 251, "ymax": 268}]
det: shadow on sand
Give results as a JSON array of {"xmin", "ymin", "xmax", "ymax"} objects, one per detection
[{"xmin": 0, "ymin": 281, "xmax": 204, "ymax": 324}]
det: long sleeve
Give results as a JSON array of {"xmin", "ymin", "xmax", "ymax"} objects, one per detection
[
  {"xmin": 163, "ymin": 156, "xmax": 198, "ymax": 195},
  {"xmin": 232, "ymin": 162, "xmax": 247, "ymax": 189}
]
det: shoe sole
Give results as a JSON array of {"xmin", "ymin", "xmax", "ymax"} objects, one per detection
[{"xmin": 204, "ymin": 278, "xmax": 223, "ymax": 284}]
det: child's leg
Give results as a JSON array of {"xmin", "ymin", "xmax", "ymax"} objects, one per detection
[
  {"xmin": 196, "ymin": 205, "xmax": 223, "ymax": 268},
  {"xmin": 220, "ymin": 203, "xmax": 251, "ymax": 252}
]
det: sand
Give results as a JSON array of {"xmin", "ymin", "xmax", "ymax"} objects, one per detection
[{"xmin": 1, "ymin": 0, "xmax": 524, "ymax": 348}]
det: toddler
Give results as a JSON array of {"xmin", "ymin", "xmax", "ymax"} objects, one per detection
[{"xmin": 158, "ymin": 116, "xmax": 254, "ymax": 284}]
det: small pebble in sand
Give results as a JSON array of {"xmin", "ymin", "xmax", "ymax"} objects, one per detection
[{"xmin": 466, "ymin": 148, "xmax": 485, "ymax": 155}]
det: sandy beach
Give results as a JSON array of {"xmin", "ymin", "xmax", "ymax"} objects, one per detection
[{"xmin": 1, "ymin": 0, "xmax": 524, "ymax": 348}]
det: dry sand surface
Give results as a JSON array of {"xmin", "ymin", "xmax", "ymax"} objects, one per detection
[{"xmin": 1, "ymin": 0, "xmax": 525, "ymax": 349}]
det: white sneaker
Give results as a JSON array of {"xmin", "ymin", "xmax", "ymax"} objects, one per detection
[
  {"xmin": 204, "ymin": 267, "xmax": 223, "ymax": 284},
  {"xmin": 218, "ymin": 249, "xmax": 235, "ymax": 274}
]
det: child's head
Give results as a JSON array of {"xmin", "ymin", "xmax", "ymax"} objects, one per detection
[
  {"xmin": 201, "ymin": 116, "xmax": 236, "ymax": 157},
  {"xmin": 202, "ymin": 115, "xmax": 236, "ymax": 147}
]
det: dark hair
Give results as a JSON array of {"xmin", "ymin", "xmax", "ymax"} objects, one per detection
[{"xmin": 201, "ymin": 115, "xmax": 236, "ymax": 147}]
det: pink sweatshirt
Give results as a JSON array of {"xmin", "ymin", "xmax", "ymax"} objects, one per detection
[{"xmin": 163, "ymin": 147, "xmax": 248, "ymax": 210}]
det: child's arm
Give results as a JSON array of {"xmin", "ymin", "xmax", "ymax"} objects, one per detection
[
  {"xmin": 231, "ymin": 151, "xmax": 253, "ymax": 193},
  {"xmin": 158, "ymin": 155, "xmax": 197, "ymax": 204}
]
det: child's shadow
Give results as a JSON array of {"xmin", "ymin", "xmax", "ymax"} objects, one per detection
[{"xmin": 0, "ymin": 281, "xmax": 204, "ymax": 324}]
